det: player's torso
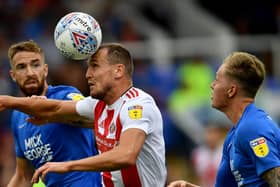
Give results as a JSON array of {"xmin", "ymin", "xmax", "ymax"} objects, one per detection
[
  {"xmin": 12, "ymin": 86, "xmax": 101, "ymax": 187},
  {"xmin": 215, "ymin": 127, "xmax": 238, "ymax": 187},
  {"xmin": 228, "ymin": 105, "xmax": 277, "ymax": 187},
  {"xmin": 92, "ymin": 88, "xmax": 166, "ymax": 187},
  {"xmin": 14, "ymin": 112, "xmax": 55, "ymax": 165},
  {"xmin": 94, "ymin": 99, "xmax": 124, "ymax": 153}
]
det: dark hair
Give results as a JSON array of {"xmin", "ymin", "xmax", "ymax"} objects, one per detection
[
  {"xmin": 97, "ymin": 43, "xmax": 134, "ymax": 77},
  {"xmin": 223, "ymin": 52, "xmax": 266, "ymax": 98}
]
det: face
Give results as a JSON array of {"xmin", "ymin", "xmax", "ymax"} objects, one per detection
[
  {"xmin": 10, "ymin": 51, "xmax": 48, "ymax": 96},
  {"xmin": 86, "ymin": 49, "xmax": 115, "ymax": 100},
  {"xmin": 210, "ymin": 64, "xmax": 232, "ymax": 111}
]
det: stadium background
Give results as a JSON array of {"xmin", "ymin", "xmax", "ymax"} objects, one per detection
[{"xmin": 1, "ymin": 0, "xmax": 280, "ymax": 186}]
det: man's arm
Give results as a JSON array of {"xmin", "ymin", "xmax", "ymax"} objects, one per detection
[
  {"xmin": 7, "ymin": 157, "xmax": 34, "ymax": 187},
  {"xmin": 0, "ymin": 95, "xmax": 93, "ymax": 128},
  {"xmin": 167, "ymin": 180, "xmax": 200, "ymax": 187},
  {"xmin": 262, "ymin": 167, "xmax": 280, "ymax": 187},
  {"xmin": 32, "ymin": 128, "xmax": 146, "ymax": 182}
]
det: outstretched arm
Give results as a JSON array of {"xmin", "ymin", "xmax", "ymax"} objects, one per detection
[
  {"xmin": 167, "ymin": 180, "xmax": 200, "ymax": 187},
  {"xmin": 31, "ymin": 128, "xmax": 146, "ymax": 183},
  {"xmin": 262, "ymin": 167, "xmax": 280, "ymax": 187},
  {"xmin": 0, "ymin": 95, "xmax": 93, "ymax": 128}
]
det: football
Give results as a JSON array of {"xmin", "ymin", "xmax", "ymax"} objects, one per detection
[{"xmin": 54, "ymin": 12, "xmax": 102, "ymax": 60}]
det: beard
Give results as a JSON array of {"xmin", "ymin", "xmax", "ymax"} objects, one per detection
[
  {"xmin": 18, "ymin": 79, "xmax": 45, "ymax": 96},
  {"xmin": 90, "ymin": 83, "xmax": 112, "ymax": 100}
]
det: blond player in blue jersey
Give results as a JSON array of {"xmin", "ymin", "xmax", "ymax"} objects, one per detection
[{"xmin": 168, "ymin": 52, "xmax": 280, "ymax": 187}]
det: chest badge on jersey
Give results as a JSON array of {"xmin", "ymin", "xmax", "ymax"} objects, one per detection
[
  {"xmin": 128, "ymin": 105, "xmax": 143, "ymax": 119},
  {"xmin": 250, "ymin": 137, "xmax": 269, "ymax": 157},
  {"xmin": 67, "ymin": 93, "xmax": 84, "ymax": 101}
]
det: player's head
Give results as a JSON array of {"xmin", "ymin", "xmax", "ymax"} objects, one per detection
[
  {"xmin": 211, "ymin": 52, "xmax": 265, "ymax": 110},
  {"xmin": 86, "ymin": 43, "xmax": 134, "ymax": 101},
  {"xmin": 96, "ymin": 43, "xmax": 134, "ymax": 78},
  {"xmin": 8, "ymin": 40, "xmax": 48, "ymax": 96},
  {"xmin": 223, "ymin": 52, "xmax": 265, "ymax": 97}
]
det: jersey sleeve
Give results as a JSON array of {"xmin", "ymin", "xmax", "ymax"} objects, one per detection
[
  {"xmin": 120, "ymin": 96, "xmax": 159, "ymax": 135},
  {"xmin": 10, "ymin": 111, "xmax": 25, "ymax": 158},
  {"xmin": 237, "ymin": 118, "xmax": 280, "ymax": 176},
  {"xmin": 76, "ymin": 96, "xmax": 98, "ymax": 120}
]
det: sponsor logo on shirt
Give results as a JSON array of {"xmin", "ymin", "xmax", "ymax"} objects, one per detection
[
  {"xmin": 67, "ymin": 93, "xmax": 84, "ymax": 101},
  {"xmin": 24, "ymin": 134, "xmax": 53, "ymax": 163},
  {"xmin": 250, "ymin": 137, "xmax": 269, "ymax": 157},
  {"xmin": 128, "ymin": 105, "xmax": 143, "ymax": 119}
]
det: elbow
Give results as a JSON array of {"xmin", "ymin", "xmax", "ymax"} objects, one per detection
[{"xmin": 119, "ymin": 150, "xmax": 138, "ymax": 167}]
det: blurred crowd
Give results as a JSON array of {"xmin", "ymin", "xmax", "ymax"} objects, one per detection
[{"xmin": 1, "ymin": 0, "xmax": 280, "ymax": 186}]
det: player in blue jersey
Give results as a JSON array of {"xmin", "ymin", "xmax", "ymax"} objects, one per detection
[
  {"xmin": 168, "ymin": 52, "xmax": 280, "ymax": 187},
  {"xmin": 6, "ymin": 40, "xmax": 101, "ymax": 187},
  {"xmin": 211, "ymin": 52, "xmax": 280, "ymax": 186},
  {"xmin": 214, "ymin": 127, "xmax": 237, "ymax": 187}
]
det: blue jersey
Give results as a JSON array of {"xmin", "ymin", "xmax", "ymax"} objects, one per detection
[
  {"xmin": 11, "ymin": 85, "xmax": 101, "ymax": 187},
  {"xmin": 229, "ymin": 103, "xmax": 280, "ymax": 186},
  {"xmin": 215, "ymin": 127, "xmax": 237, "ymax": 187}
]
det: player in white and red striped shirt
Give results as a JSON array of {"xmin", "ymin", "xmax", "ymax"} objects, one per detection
[{"xmin": 0, "ymin": 43, "xmax": 167, "ymax": 187}]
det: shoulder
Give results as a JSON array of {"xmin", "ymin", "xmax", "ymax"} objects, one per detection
[
  {"xmin": 238, "ymin": 114, "xmax": 278, "ymax": 135},
  {"xmin": 120, "ymin": 87, "xmax": 161, "ymax": 120},
  {"xmin": 124, "ymin": 87, "xmax": 156, "ymax": 104},
  {"xmin": 47, "ymin": 85, "xmax": 84, "ymax": 101},
  {"xmin": 122, "ymin": 88, "xmax": 159, "ymax": 113}
]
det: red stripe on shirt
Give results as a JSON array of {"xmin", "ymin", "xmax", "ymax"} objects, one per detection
[
  {"xmin": 103, "ymin": 109, "xmax": 114, "ymax": 137},
  {"xmin": 115, "ymin": 114, "xmax": 122, "ymax": 141},
  {"xmin": 132, "ymin": 88, "xmax": 139, "ymax": 97},
  {"xmin": 121, "ymin": 165, "xmax": 142, "ymax": 187},
  {"xmin": 128, "ymin": 90, "xmax": 135, "ymax": 98},
  {"xmin": 103, "ymin": 171, "xmax": 114, "ymax": 187}
]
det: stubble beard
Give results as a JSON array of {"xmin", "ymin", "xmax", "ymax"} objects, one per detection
[
  {"xmin": 18, "ymin": 79, "xmax": 45, "ymax": 97},
  {"xmin": 90, "ymin": 84, "xmax": 112, "ymax": 101}
]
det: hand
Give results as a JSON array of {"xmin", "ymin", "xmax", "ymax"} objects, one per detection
[
  {"xmin": 31, "ymin": 162, "xmax": 70, "ymax": 184},
  {"xmin": 167, "ymin": 180, "xmax": 200, "ymax": 187}
]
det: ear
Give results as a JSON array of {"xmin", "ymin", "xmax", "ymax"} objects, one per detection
[
  {"xmin": 227, "ymin": 84, "xmax": 237, "ymax": 98},
  {"xmin": 9, "ymin": 70, "xmax": 16, "ymax": 82},
  {"xmin": 44, "ymin": 64, "xmax": 48, "ymax": 77},
  {"xmin": 114, "ymin": 64, "xmax": 125, "ymax": 78}
]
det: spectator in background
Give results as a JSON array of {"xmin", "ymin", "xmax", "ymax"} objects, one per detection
[
  {"xmin": 168, "ymin": 58, "xmax": 214, "ymax": 146},
  {"xmin": 191, "ymin": 121, "xmax": 228, "ymax": 187}
]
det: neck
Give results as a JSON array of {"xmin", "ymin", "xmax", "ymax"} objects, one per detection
[
  {"xmin": 225, "ymin": 97, "xmax": 254, "ymax": 125},
  {"xmin": 41, "ymin": 83, "xmax": 49, "ymax": 96},
  {"xmin": 104, "ymin": 81, "xmax": 133, "ymax": 105}
]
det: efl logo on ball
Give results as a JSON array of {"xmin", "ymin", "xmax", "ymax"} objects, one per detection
[{"xmin": 54, "ymin": 12, "xmax": 102, "ymax": 60}]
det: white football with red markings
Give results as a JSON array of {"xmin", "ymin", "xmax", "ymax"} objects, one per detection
[{"xmin": 54, "ymin": 12, "xmax": 102, "ymax": 60}]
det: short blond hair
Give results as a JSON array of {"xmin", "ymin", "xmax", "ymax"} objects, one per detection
[
  {"xmin": 8, "ymin": 40, "xmax": 44, "ymax": 64},
  {"xmin": 223, "ymin": 52, "xmax": 266, "ymax": 98}
]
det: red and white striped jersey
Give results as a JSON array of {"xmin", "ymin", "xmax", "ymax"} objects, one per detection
[{"xmin": 76, "ymin": 87, "xmax": 167, "ymax": 187}]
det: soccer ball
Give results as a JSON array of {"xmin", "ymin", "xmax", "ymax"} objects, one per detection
[{"xmin": 54, "ymin": 12, "xmax": 102, "ymax": 60}]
